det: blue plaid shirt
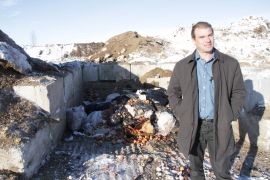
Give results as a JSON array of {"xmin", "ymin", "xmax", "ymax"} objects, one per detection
[{"xmin": 196, "ymin": 50, "xmax": 216, "ymax": 119}]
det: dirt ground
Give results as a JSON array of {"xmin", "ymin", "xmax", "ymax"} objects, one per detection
[
  {"xmin": 89, "ymin": 31, "xmax": 167, "ymax": 62},
  {"xmin": 0, "ymin": 66, "xmax": 24, "ymax": 89},
  {"xmin": 139, "ymin": 67, "xmax": 172, "ymax": 83}
]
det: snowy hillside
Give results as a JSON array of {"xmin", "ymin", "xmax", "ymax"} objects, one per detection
[
  {"xmin": 157, "ymin": 16, "xmax": 270, "ymax": 66},
  {"xmin": 23, "ymin": 16, "xmax": 270, "ymax": 67}
]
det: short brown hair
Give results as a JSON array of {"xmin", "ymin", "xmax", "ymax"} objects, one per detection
[{"xmin": 191, "ymin": 22, "xmax": 213, "ymax": 39}]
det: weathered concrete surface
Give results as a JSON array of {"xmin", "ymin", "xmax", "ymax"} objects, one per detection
[
  {"xmin": 114, "ymin": 63, "xmax": 131, "ymax": 81},
  {"xmin": 13, "ymin": 76, "xmax": 65, "ymax": 120},
  {"xmin": 99, "ymin": 63, "xmax": 116, "ymax": 81},
  {"xmin": 73, "ymin": 64, "xmax": 83, "ymax": 106},
  {"xmin": 242, "ymin": 67, "xmax": 270, "ymax": 106},
  {"xmin": 0, "ymin": 119, "xmax": 65, "ymax": 178},
  {"xmin": 83, "ymin": 63, "xmax": 130, "ymax": 82},
  {"xmin": 232, "ymin": 67, "xmax": 270, "ymax": 152},
  {"xmin": 64, "ymin": 63, "xmax": 83, "ymax": 108},
  {"xmin": 156, "ymin": 63, "xmax": 175, "ymax": 71},
  {"xmin": 82, "ymin": 63, "xmax": 99, "ymax": 82},
  {"xmin": 82, "ymin": 63, "xmax": 172, "ymax": 83},
  {"xmin": 232, "ymin": 118, "xmax": 270, "ymax": 152},
  {"xmin": 0, "ymin": 66, "xmax": 83, "ymax": 177},
  {"xmin": 97, "ymin": 63, "xmax": 130, "ymax": 81}
]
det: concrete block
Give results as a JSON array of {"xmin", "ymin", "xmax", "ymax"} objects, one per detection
[
  {"xmin": 13, "ymin": 76, "xmax": 65, "ymax": 121},
  {"xmin": 114, "ymin": 63, "xmax": 131, "ymax": 81},
  {"xmin": 2, "ymin": 64, "xmax": 84, "ymax": 178},
  {"xmin": 156, "ymin": 63, "xmax": 175, "ymax": 71},
  {"xmin": 0, "ymin": 119, "xmax": 65, "ymax": 178},
  {"xmin": 82, "ymin": 63, "xmax": 99, "ymax": 82},
  {"xmin": 243, "ymin": 77, "xmax": 270, "ymax": 109},
  {"xmin": 64, "ymin": 64, "xmax": 83, "ymax": 108},
  {"xmin": 242, "ymin": 67, "xmax": 270, "ymax": 106},
  {"xmin": 254, "ymin": 78, "xmax": 270, "ymax": 104},
  {"xmin": 73, "ymin": 64, "xmax": 83, "ymax": 106},
  {"xmin": 257, "ymin": 119, "xmax": 270, "ymax": 151},
  {"xmin": 99, "ymin": 63, "xmax": 116, "ymax": 81},
  {"xmin": 0, "ymin": 148, "xmax": 23, "ymax": 173},
  {"xmin": 232, "ymin": 118, "xmax": 270, "ymax": 152},
  {"xmin": 64, "ymin": 72, "xmax": 74, "ymax": 107}
]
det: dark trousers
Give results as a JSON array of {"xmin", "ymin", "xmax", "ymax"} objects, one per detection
[{"xmin": 189, "ymin": 121, "xmax": 232, "ymax": 180}]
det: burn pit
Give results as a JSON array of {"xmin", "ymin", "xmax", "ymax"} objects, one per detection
[{"xmin": 67, "ymin": 86, "xmax": 176, "ymax": 146}]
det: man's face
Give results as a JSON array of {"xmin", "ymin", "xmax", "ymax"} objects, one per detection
[{"xmin": 192, "ymin": 27, "xmax": 214, "ymax": 53}]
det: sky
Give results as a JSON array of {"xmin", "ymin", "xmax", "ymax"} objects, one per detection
[{"xmin": 1, "ymin": 0, "xmax": 270, "ymax": 46}]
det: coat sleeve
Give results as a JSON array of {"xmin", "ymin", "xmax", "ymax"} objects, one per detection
[
  {"xmin": 231, "ymin": 63, "xmax": 246, "ymax": 120},
  {"xmin": 167, "ymin": 63, "xmax": 183, "ymax": 120}
]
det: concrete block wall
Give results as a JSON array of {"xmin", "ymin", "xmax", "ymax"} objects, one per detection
[
  {"xmin": 13, "ymin": 76, "xmax": 65, "ymax": 120},
  {"xmin": 73, "ymin": 63, "xmax": 83, "ymax": 106},
  {"xmin": 82, "ymin": 62, "xmax": 171, "ymax": 82},
  {"xmin": 156, "ymin": 63, "xmax": 175, "ymax": 71},
  {"xmin": 1, "ymin": 65, "xmax": 83, "ymax": 177},
  {"xmin": 82, "ymin": 63, "xmax": 99, "ymax": 82},
  {"xmin": 99, "ymin": 63, "xmax": 116, "ymax": 81},
  {"xmin": 232, "ymin": 119, "xmax": 270, "ymax": 152},
  {"xmin": 235, "ymin": 67, "xmax": 270, "ymax": 151},
  {"xmin": 64, "ymin": 63, "xmax": 83, "ymax": 108},
  {"xmin": 242, "ymin": 67, "xmax": 270, "ymax": 107},
  {"xmin": 0, "ymin": 119, "xmax": 66, "ymax": 178},
  {"xmin": 113, "ymin": 63, "xmax": 131, "ymax": 81}
]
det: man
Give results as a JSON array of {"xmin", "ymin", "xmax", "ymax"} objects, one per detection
[{"xmin": 167, "ymin": 22, "xmax": 245, "ymax": 179}]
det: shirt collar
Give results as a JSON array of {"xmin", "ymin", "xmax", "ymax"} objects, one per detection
[{"xmin": 195, "ymin": 49, "xmax": 216, "ymax": 62}]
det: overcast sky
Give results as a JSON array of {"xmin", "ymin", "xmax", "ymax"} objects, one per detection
[{"xmin": 1, "ymin": 0, "xmax": 270, "ymax": 46}]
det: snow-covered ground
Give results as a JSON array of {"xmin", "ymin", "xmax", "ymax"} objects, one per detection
[
  {"xmin": 24, "ymin": 16, "xmax": 270, "ymax": 69},
  {"xmin": 154, "ymin": 16, "xmax": 270, "ymax": 66}
]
